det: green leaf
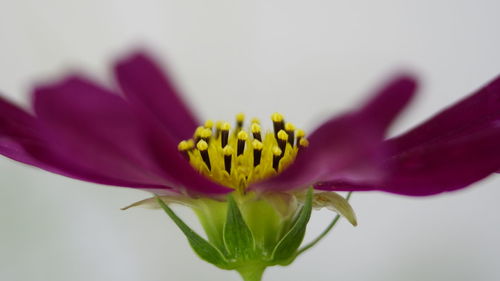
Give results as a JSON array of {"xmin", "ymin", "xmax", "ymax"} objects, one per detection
[
  {"xmin": 223, "ymin": 195, "xmax": 255, "ymax": 260},
  {"xmin": 270, "ymin": 188, "xmax": 313, "ymax": 263},
  {"xmin": 156, "ymin": 197, "xmax": 230, "ymax": 268}
]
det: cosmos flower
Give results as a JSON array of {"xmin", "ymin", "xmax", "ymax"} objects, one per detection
[{"xmin": 1, "ymin": 51, "xmax": 499, "ymax": 281}]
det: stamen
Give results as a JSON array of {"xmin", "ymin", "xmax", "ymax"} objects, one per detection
[
  {"xmin": 296, "ymin": 129, "xmax": 305, "ymax": 147},
  {"xmin": 299, "ymin": 138, "xmax": 309, "ymax": 148},
  {"xmin": 204, "ymin": 119, "xmax": 214, "ymax": 129},
  {"xmin": 196, "ymin": 140, "xmax": 211, "ymax": 170},
  {"xmin": 186, "ymin": 139, "xmax": 195, "ymax": 151},
  {"xmin": 271, "ymin": 112, "xmax": 285, "ymax": 137},
  {"xmin": 277, "ymin": 130, "xmax": 289, "ymax": 156},
  {"xmin": 251, "ymin": 123, "xmax": 262, "ymax": 141},
  {"xmin": 221, "ymin": 122, "xmax": 231, "ymax": 148},
  {"xmin": 252, "ymin": 139, "xmax": 263, "ymax": 167},
  {"xmin": 285, "ymin": 122, "xmax": 295, "ymax": 146},
  {"xmin": 193, "ymin": 126, "xmax": 204, "ymax": 144},
  {"xmin": 177, "ymin": 140, "xmax": 191, "ymax": 160},
  {"xmin": 181, "ymin": 113, "xmax": 306, "ymax": 190},
  {"xmin": 223, "ymin": 145, "xmax": 233, "ymax": 174},
  {"xmin": 237, "ymin": 130, "xmax": 248, "ymax": 156},
  {"xmin": 215, "ymin": 121, "xmax": 223, "ymax": 138},
  {"xmin": 272, "ymin": 146, "xmax": 282, "ymax": 171},
  {"xmin": 251, "ymin": 117, "xmax": 260, "ymax": 125},
  {"xmin": 235, "ymin": 113, "xmax": 245, "ymax": 132},
  {"xmin": 200, "ymin": 128, "xmax": 212, "ymax": 143}
]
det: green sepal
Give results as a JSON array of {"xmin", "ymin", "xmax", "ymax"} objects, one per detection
[
  {"xmin": 156, "ymin": 197, "xmax": 230, "ymax": 269},
  {"xmin": 270, "ymin": 188, "xmax": 313, "ymax": 264},
  {"xmin": 223, "ymin": 195, "xmax": 256, "ymax": 260}
]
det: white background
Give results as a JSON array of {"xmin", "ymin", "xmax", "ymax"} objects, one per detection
[{"xmin": 1, "ymin": 0, "xmax": 500, "ymax": 280}]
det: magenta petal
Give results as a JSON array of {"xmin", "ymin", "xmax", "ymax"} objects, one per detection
[
  {"xmin": 0, "ymin": 95, "xmax": 51, "ymax": 167},
  {"xmin": 0, "ymin": 95, "xmax": 175, "ymax": 190},
  {"xmin": 388, "ymin": 75, "xmax": 500, "ymax": 155},
  {"xmin": 33, "ymin": 77, "xmax": 231, "ymax": 196},
  {"xmin": 382, "ymin": 124, "xmax": 500, "ymax": 195},
  {"xmin": 114, "ymin": 52, "xmax": 199, "ymax": 142},
  {"xmin": 316, "ymin": 76, "xmax": 500, "ymax": 196},
  {"xmin": 316, "ymin": 123, "xmax": 500, "ymax": 196},
  {"xmin": 252, "ymin": 75, "xmax": 417, "ymax": 192}
]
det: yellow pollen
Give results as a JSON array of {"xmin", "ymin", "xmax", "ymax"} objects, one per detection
[
  {"xmin": 178, "ymin": 114, "xmax": 307, "ymax": 190},
  {"xmin": 200, "ymin": 128, "xmax": 212, "ymax": 139},
  {"xmin": 237, "ymin": 130, "xmax": 249, "ymax": 140},
  {"xmin": 196, "ymin": 140, "xmax": 208, "ymax": 151},
  {"xmin": 251, "ymin": 123, "xmax": 261, "ymax": 133},
  {"xmin": 177, "ymin": 140, "xmax": 190, "ymax": 151},
  {"xmin": 299, "ymin": 138, "xmax": 309, "ymax": 147},
  {"xmin": 285, "ymin": 122, "xmax": 295, "ymax": 131},
  {"xmin": 204, "ymin": 120, "xmax": 214, "ymax": 129},
  {"xmin": 223, "ymin": 145, "xmax": 234, "ymax": 155},
  {"xmin": 252, "ymin": 139, "xmax": 263, "ymax": 150},
  {"xmin": 296, "ymin": 129, "xmax": 305, "ymax": 138},
  {"xmin": 271, "ymin": 112, "xmax": 284, "ymax": 122},
  {"xmin": 194, "ymin": 126, "xmax": 204, "ymax": 138},
  {"xmin": 221, "ymin": 122, "xmax": 231, "ymax": 131},
  {"xmin": 215, "ymin": 121, "xmax": 223, "ymax": 130},
  {"xmin": 277, "ymin": 130, "xmax": 288, "ymax": 141},
  {"xmin": 251, "ymin": 117, "xmax": 260, "ymax": 124},
  {"xmin": 236, "ymin": 113, "xmax": 245, "ymax": 123}
]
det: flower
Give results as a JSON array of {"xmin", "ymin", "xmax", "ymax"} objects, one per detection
[{"xmin": 1, "ymin": 51, "xmax": 499, "ymax": 281}]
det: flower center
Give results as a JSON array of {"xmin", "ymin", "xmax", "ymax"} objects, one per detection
[{"xmin": 178, "ymin": 113, "xmax": 308, "ymax": 191}]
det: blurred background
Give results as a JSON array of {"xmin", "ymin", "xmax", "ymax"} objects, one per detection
[{"xmin": 1, "ymin": 0, "xmax": 500, "ymax": 280}]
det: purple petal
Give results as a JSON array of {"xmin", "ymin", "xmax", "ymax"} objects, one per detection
[
  {"xmin": 114, "ymin": 51, "xmax": 199, "ymax": 142},
  {"xmin": 0, "ymin": 95, "xmax": 175, "ymax": 190},
  {"xmin": 316, "ymin": 122, "xmax": 500, "ymax": 195},
  {"xmin": 0, "ymin": 95, "xmax": 49, "ymax": 167},
  {"xmin": 383, "ymin": 123, "xmax": 500, "ymax": 195},
  {"xmin": 33, "ymin": 76, "xmax": 231, "ymax": 196},
  {"xmin": 316, "ymin": 76, "xmax": 500, "ymax": 196},
  {"xmin": 252, "ymin": 75, "xmax": 417, "ymax": 192},
  {"xmin": 388, "ymin": 75, "xmax": 500, "ymax": 155}
]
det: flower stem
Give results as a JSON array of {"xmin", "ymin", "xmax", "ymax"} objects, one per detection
[
  {"xmin": 295, "ymin": 192, "xmax": 353, "ymax": 257},
  {"xmin": 237, "ymin": 265, "xmax": 266, "ymax": 281}
]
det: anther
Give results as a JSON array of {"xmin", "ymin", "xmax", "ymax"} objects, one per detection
[
  {"xmin": 299, "ymin": 138, "xmax": 309, "ymax": 148},
  {"xmin": 277, "ymin": 130, "xmax": 289, "ymax": 155},
  {"xmin": 252, "ymin": 139, "xmax": 263, "ymax": 167},
  {"xmin": 186, "ymin": 139, "xmax": 195, "ymax": 151},
  {"xmin": 177, "ymin": 140, "xmax": 191, "ymax": 160},
  {"xmin": 184, "ymin": 113, "xmax": 306, "ymax": 189},
  {"xmin": 196, "ymin": 140, "xmax": 211, "ymax": 170},
  {"xmin": 235, "ymin": 113, "xmax": 245, "ymax": 132},
  {"xmin": 193, "ymin": 126, "xmax": 204, "ymax": 144},
  {"xmin": 251, "ymin": 123, "xmax": 262, "ymax": 141},
  {"xmin": 215, "ymin": 121, "xmax": 223, "ymax": 138},
  {"xmin": 250, "ymin": 117, "xmax": 260, "ymax": 125},
  {"xmin": 296, "ymin": 129, "xmax": 305, "ymax": 147},
  {"xmin": 223, "ymin": 145, "xmax": 233, "ymax": 174},
  {"xmin": 271, "ymin": 113, "xmax": 285, "ymax": 137},
  {"xmin": 237, "ymin": 130, "xmax": 248, "ymax": 156},
  {"xmin": 285, "ymin": 122, "xmax": 295, "ymax": 146},
  {"xmin": 200, "ymin": 128, "xmax": 212, "ymax": 143},
  {"xmin": 272, "ymin": 146, "xmax": 282, "ymax": 171},
  {"xmin": 221, "ymin": 122, "xmax": 231, "ymax": 148},
  {"xmin": 204, "ymin": 120, "xmax": 214, "ymax": 129}
]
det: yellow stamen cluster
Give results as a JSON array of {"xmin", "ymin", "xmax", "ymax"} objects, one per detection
[{"xmin": 178, "ymin": 113, "xmax": 308, "ymax": 191}]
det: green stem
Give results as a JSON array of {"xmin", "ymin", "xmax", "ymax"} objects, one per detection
[
  {"xmin": 295, "ymin": 192, "xmax": 353, "ymax": 257},
  {"xmin": 237, "ymin": 265, "xmax": 266, "ymax": 281},
  {"xmin": 296, "ymin": 214, "xmax": 341, "ymax": 256}
]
